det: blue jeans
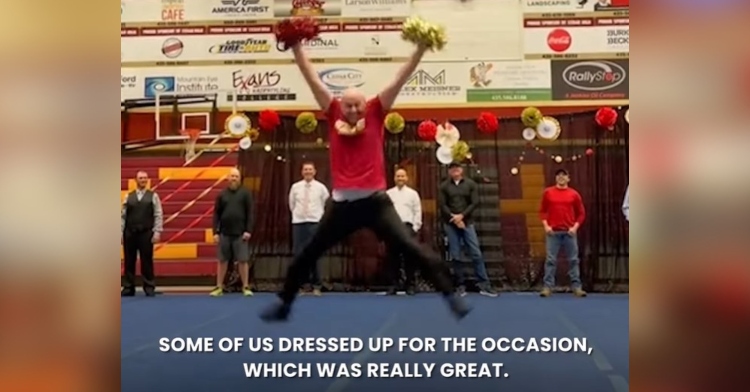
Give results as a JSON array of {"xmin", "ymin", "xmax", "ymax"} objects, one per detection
[
  {"xmin": 543, "ymin": 231, "xmax": 582, "ymax": 288},
  {"xmin": 444, "ymin": 223, "xmax": 490, "ymax": 286},
  {"xmin": 292, "ymin": 222, "xmax": 320, "ymax": 286}
]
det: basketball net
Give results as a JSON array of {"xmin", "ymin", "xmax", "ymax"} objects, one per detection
[{"xmin": 180, "ymin": 129, "xmax": 201, "ymax": 163}]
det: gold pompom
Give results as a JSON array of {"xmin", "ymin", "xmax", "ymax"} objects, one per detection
[
  {"xmin": 296, "ymin": 112, "xmax": 318, "ymax": 134},
  {"xmin": 401, "ymin": 17, "xmax": 447, "ymax": 51}
]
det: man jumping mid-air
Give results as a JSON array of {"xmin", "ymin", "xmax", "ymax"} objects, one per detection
[{"xmin": 260, "ymin": 40, "xmax": 471, "ymax": 322}]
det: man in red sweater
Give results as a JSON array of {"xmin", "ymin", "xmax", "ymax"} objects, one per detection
[
  {"xmin": 260, "ymin": 40, "xmax": 469, "ymax": 322},
  {"xmin": 538, "ymin": 169, "xmax": 587, "ymax": 297}
]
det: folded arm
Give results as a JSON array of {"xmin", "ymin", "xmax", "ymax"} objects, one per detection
[
  {"xmin": 377, "ymin": 46, "xmax": 427, "ymax": 111},
  {"xmin": 292, "ymin": 45, "xmax": 333, "ymax": 110}
]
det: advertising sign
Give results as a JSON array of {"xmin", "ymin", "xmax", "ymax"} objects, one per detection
[
  {"xmin": 550, "ymin": 59, "xmax": 628, "ymax": 100},
  {"xmin": 522, "ymin": 0, "xmax": 629, "ymax": 14},
  {"xmin": 524, "ymin": 25, "xmax": 629, "ymax": 59},
  {"xmin": 465, "ymin": 61, "xmax": 552, "ymax": 102}
]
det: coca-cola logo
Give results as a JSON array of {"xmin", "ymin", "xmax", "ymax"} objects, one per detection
[
  {"xmin": 562, "ymin": 61, "xmax": 626, "ymax": 91},
  {"xmin": 547, "ymin": 29, "xmax": 571, "ymax": 52}
]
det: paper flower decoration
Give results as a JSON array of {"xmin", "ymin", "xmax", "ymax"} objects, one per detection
[
  {"xmin": 595, "ymin": 107, "xmax": 618, "ymax": 129},
  {"xmin": 417, "ymin": 120, "xmax": 438, "ymax": 141},
  {"xmin": 521, "ymin": 107, "xmax": 543, "ymax": 128},
  {"xmin": 257, "ymin": 109, "xmax": 280, "ymax": 132},
  {"xmin": 451, "ymin": 141, "xmax": 470, "ymax": 162},
  {"xmin": 400, "ymin": 17, "xmax": 447, "ymax": 51},
  {"xmin": 238, "ymin": 136, "xmax": 252, "ymax": 150},
  {"xmin": 536, "ymin": 117, "xmax": 561, "ymax": 141},
  {"xmin": 435, "ymin": 122, "xmax": 460, "ymax": 147},
  {"xmin": 225, "ymin": 113, "xmax": 251, "ymax": 137},
  {"xmin": 295, "ymin": 112, "xmax": 318, "ymax": 134},
  {"xmin": 476, "ymin": 112, "xmax": 499, "ymax": 134},
  {"xmin": 274, "ymin": 17, "xmax": 320, "ymax": 51},
  {"xmin": 436, "ymin": 146, "xmax": 453, "ymax": 164},
  {"xmin": 522, "ymin": 127, "xmax": 536, "ymax": 141},
  {"xmin": 385, "ymin": 112, "xmax": 405, "ymax": 134}
]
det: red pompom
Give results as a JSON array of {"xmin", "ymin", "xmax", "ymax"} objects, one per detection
[
  {"xmin": 417, "ymin": 120, "xmax": 437, "ymax": 141},
  {"xmin": 476, "ymin": 112, "xmax": 499, "ymax": 134},
  {"xmin": 595, "ymin": 107, "xmax": 618, "ymax": 129},
  {"xmin": 258, "ymin": 109, "xmax": 280, "ymax": 132},
  {"xmin": 585, "ymin": 148, "xmax": 594, "ymax": 156},
  {"xmin": 274, "ymin": 17, "xmax": 320, "ymax": 51}
]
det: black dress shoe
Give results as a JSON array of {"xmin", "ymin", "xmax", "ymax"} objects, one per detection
[
  {"xmin": 406, "ymin": 287, "xmax": 416, "ymax": 296},
  {"xmin": 260, "ymin": 302, "xmax": 291, "ymax": 322},
  {"xmin": 144, "ymin": 289, "xmax": 156, "ymax": 297},
  {"xmin": 121, "ymin": 289, "xmax": 135, "ymax": 297}
]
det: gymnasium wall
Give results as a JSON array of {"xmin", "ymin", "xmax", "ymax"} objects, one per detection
[{"xmin": 121, "ymin": 0, "xmax": 629, "ymax": 140}]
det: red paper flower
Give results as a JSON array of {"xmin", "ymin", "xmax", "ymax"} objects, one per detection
[
  {"xmin": 258, "ymin": 109, "xmax": 280, "ymax": 132},
  {"xmin": 476, "ymin": 112, "xmax": 499, "ymax": 134},
  {"xmin": 595, "ymin": 107, "xmax": 618, "ymax": 129},
  {"xmin": 417, "ymin": 120, "xmax": 437, "ymax": 141},
  {"xmin": 274, "ymin": 17, "xmax": 320, "ymax": 51}
]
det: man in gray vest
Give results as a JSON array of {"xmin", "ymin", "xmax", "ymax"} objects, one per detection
[{"xmin": 121, "ymin": 170, "xmax": 163, "ymax": 296}]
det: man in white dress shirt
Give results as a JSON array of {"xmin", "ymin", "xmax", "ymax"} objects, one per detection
[
  {"xmin": 385, "ymin": 168, "xmax": 422, "ymax": 295},
  {"xmin": 622, "ymin": 186, "xmax": 629, "ymax": 221},
  {"xmin": 288, "ymin": 162, "xmax": 330, "ymax": 296}
]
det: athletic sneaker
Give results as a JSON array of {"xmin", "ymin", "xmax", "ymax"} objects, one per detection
[
  {"xmin": 209, "ymin": 287, "xmax": 223, "ymax": 297},
  {"xmin": 457, "ymin": 286, "xmax": 467, "ymax": 297},
  {"xmin": 480, "ymin": 286, "xmax": 499, "ymax": 297},
  {"xmin": 243, "ymin": 287, "xmax": 254, "ymax": 297}
]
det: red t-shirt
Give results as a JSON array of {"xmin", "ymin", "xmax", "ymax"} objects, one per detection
[
  {"xmin": 325, "ymin": 97, "xmax": 387, "ymax": 191},
  {"xmin": 539, "ymin": 186, "xmax": 586, "ymax": 230}
]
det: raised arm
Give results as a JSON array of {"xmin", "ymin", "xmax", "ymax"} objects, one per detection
[
  {"xmin": 377, "ymin": 46, "xmax": 427, "ymax": 111},
  {"xmin": 291, "ymin": 44, "xmax": 333, "ymax": 110}
]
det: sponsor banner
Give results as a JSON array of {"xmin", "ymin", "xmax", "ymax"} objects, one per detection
[
  {"xmin": 143, "ymin": 75, "xmax": 221, "ymax": 98},
  {"xmin": 341, "ymin": 0, "xmax": 411, "ymax": 18},
  {"xmin": 464, "ymin": 61, "xmax": 552, "ymax": 102},
  {"xmin": 121, "ymin": 29, "xmax": 408, "ymax": 64},
  {"xmin": 550, "ymin": 59, "xmax": 628, "ymax": 100},
  {"xmin": 120, "ymin": 74, "xmax": 140, "ymax": 100},
  {"xmin": 398, "ymin": 64, "xmax": 464, "ymax": 105},
  {"xmin": 273, "ymin": 0, "xmax": 342, "ymax": 17},
  {"xmin": 522, "ymin": 0, "xmax": 629, "ymax": 14},
  {"xmin": 121, "ymin": 0, "xmax": 274, "ymax": 23},
  {"xmin": 318, "ymin": 67, "xmax": 366, "ymax": 96},
  {"xmin": 524, "ymin": 25, "xmax": 628, "ymax": 59}
]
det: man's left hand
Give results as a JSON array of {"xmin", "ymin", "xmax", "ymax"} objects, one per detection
[
  {"xmin": 242, "ymin": 232, "xmax": 252, "ymax": 241},
  {"xmin": 152, "ymin": 233, "xmax": 161, "ymax": 243},
  {"xmin": 568, "ymin": 226, "xmax": 578, "ymax": 236},
  {"xmin": 450, "ymin": 214, "xmax": 464, "ymax": 223}
]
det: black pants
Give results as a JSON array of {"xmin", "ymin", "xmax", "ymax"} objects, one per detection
[
  {"xmin": 292, "ymin": 222, "xmax": 321, "ymax": 286},
  {"xmin": 279, "ymin": 192, "xmax": 454, "ymax": 303},
  {"xmin": 386, "ymin": 223, "xmax": 417, "ymax": 290},
  {"xmin": 122, "ymin": 229, "xmax": 155, "ymax": 291}
]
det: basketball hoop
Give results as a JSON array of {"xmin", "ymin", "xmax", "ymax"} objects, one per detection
[{"xmin": 180, "ymin": 128, "xmax": 201, "ymax": 162}]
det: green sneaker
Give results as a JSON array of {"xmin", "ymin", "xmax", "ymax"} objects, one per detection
[
  {"xmin": 242, "ymin": 287, "xmax": 254, "ymax": 297},
  {"xmin": 209, "ymin": 287, "xmax": 223, "ymax": 297}
]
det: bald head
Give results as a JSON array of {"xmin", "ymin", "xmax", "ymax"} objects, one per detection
[
  {"xmin": 340, "ymin": 88, "xmax": 366, "ymax": 124},
  {"xmin": 228, "ymin": 168, "xmax": 241, "ymax": 189}
]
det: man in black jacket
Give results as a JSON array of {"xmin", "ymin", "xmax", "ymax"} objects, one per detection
[
  {"xmin": 121, "ymin": 170, "xmax": 163, "ymax": 297},
  {"xmin": 439, "ymin": 163, "xmax": 497, "ymax": 297},
  {"xmin": 210, "ymin": 168, "xmax": 254, "ymax": 297}
]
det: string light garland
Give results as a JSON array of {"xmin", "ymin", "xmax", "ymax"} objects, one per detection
[{"xmin": 509, "ymin": 143, "xmax": 595, "ymax": 176}]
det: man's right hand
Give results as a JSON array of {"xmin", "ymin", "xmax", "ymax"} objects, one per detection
[
  {"xmin": 544, "ymin": 225, "xmax": 553, "ymax": 234},
  {"xmin": 213, "ymin": 234, "xmax": 220, "ymax": 243}
]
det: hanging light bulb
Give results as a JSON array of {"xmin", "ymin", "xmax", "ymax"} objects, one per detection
[{"xmin": 264, "ymin": 144, "xmax": 272, "ymax": 152}]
